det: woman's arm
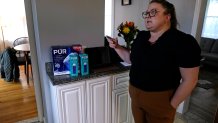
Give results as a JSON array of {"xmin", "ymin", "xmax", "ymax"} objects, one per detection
[
  {"xmin": 170, "ymin": 67, "xmax": 199, "ymax": 108},
  {"xmin": 107, "ymin": 37, "xmax": 131, "ymax": 64}
]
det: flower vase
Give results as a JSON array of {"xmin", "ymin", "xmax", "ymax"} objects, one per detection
[{"xmin": 125, "ymin": 39, "xmax": 131, "ymax": 50}]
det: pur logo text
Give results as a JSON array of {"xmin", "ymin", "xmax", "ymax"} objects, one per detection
[{"xmin": 53, "ymin": 49, "xmax": 67, "ymax": 54}]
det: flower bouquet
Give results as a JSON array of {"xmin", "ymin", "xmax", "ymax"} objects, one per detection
[{"xmin": 117, "ymin": 21, "xmax": 139, "ymax": 49}]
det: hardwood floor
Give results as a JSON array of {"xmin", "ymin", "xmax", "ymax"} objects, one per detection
[{"xmin": 0, "ymin": 65, "xmax": 38, "ymax": 123}]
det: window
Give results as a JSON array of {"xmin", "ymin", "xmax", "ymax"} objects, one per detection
[
  {"xmin": 0, "ymin": 0, "xmax": 28, "ymax": 50},
  {"xmin": 202, "ymin": 0, "xmax": 218, "ymax": 39},
  {"xmin": 104, "ymin": 0, "xmax": 113, "ymax": 36}
]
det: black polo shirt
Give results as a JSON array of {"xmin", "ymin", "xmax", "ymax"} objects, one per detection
[{"xmin": 129, "ymin": 28, "xmax": 201, "ymax": 91}]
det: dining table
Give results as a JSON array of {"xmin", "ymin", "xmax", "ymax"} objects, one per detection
[{"xmin": 14, "ymin": 44, "xmax": 31, "ymax": 84}]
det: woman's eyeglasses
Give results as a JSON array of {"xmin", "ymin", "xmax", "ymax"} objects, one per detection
[{"xmin": 142, "ymin": 9, "xmax": 160, "ymax": 19}]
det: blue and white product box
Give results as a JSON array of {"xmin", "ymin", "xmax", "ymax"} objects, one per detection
[
  {"xmin": 51, "ymin": 46, "xmax": 72, "ymax": 75},
  {"xmin": 79, "ymin": 53, "xmax": 89, "ymax": 76},
  {"xmin": 69, "ymin": 53, "xmax": 79, "ymax": 77}
]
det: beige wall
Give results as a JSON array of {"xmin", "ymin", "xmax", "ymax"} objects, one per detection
[{"xmin": 25, "ymin": 0, "xmax": 105, "ymax": 122}]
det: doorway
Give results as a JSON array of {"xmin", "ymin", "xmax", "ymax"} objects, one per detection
[
  {"xmin": 190, "ymin": 0, "xmax": 218, "ymax": 122},
  {"xmin": 0, "ymin": 0, "xmax": 38, "ymax": 122}
]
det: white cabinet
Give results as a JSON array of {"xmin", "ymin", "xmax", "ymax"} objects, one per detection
[
  {"xmin": 50, "ymin": 81, "xmax": 86, "ymax": 123},
  {"xmin": 50, "ymin": 76, "xmax": 111, "ymax": 123},
  {"xmin": 49, "ymin": 71, "xmax": 133, "ymax": 123},
  {"xmin": 86, "ymin": 76, "xmax": 111, "ymax": 123},
  {"xmin": 112, "ymin": 72, "xmax": 134, "ymax": 123}
]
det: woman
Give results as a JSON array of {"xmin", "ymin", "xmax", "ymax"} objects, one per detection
[{"xmin": 107, "ymin": 0, "xmax": 201, "ymax": 123}]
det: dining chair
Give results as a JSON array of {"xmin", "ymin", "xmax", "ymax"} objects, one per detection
[
  {"xmin": 13, "ymin": 37, "xmax": 29, "ymax": 47},
  {"xmin": 13, "ymin": 37, "xmax": 31, "ymax": 75}
]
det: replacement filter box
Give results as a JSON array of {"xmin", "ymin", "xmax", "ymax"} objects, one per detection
[
  {"xmin": 69, "ymin": 53, "xmax": 79, "ymax": 77},
  {"xmin": 79, "ymin": 53, "xmax": 89, "ymax": 76}
]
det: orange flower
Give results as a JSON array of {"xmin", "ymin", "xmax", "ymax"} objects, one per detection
[{"xmin": 128, "ymin": 22, "xmax": 134, "ymax": 27}]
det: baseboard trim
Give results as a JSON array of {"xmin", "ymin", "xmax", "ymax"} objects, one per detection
[{"xmin": 16, "ymin": 117, "xmax": 39, "ymax": 123}]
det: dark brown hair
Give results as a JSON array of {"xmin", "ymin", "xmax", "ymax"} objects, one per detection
[{"xmin": 150, "ymin": 0, "xmax": 178, "ymax": 28}]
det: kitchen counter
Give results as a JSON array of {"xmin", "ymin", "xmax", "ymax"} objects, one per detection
[{"xmin": 46, "ymin": 62, "xmax": 130, "ymax": 85}]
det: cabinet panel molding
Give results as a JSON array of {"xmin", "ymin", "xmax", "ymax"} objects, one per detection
[
  {"xmin": 59, "ymin": 86, "xmax": 85, "ymax": 123},
  {"xmin": 86, "ymin": 76, "xmax": 111, "ymax": 123},
  {"xmin": 50, "ymin": 81, "xmax": 86, "ymax": 123},
  {"xmin": 112, "ymin": 87, "xmax": 133, "ymax": 123},
  {"xmin": 113, "ymin": 72, "xmax": 129, "ymax": 90}
]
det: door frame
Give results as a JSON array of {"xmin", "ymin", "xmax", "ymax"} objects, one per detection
[
  {"xmin": 191, "ymin": 0, "xmax": 208, "ymax": 42},
  {"xmin": 24, "ymin": 0, "xmax": 44, "ymax": 122}
]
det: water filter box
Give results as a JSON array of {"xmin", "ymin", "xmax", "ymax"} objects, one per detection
[
  {"xmin": 51, "ymin": 46, "xmax": 72, "ymax": 75},
  {"xmin": 69, "ymin": 53, "xmax": 79, "ymax": 77},
  {"xmin": 79, "ymin": 53, "xmax": 89, "ymax": 76}
]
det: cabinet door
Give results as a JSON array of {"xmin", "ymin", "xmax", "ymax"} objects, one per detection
[
  {"xmin": 86, "ymin": 76, "xmax": 111, "ymax": 123},
  {"xmin": 54, "ymin": 81, "xmax": 86, "ymax": 123},
  {"xmin": 112, "ymin": 71, "xmax": 134, "ymax": 123},
  {"xmin": 112, "ymin": 87, "xmax": 133, "ymax": 123},
  {"xmin": 112, "ymin": 72, "xmax": 129, "ymax": 90}
]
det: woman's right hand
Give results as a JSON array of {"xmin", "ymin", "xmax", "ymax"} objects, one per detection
[
  {"xmin": 106, "ymin": 36, "xmax": 119, "ymax": 49},
  {"xmin": 106, "ymin": 36, "xmax": 131, "ymax": 63}
]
